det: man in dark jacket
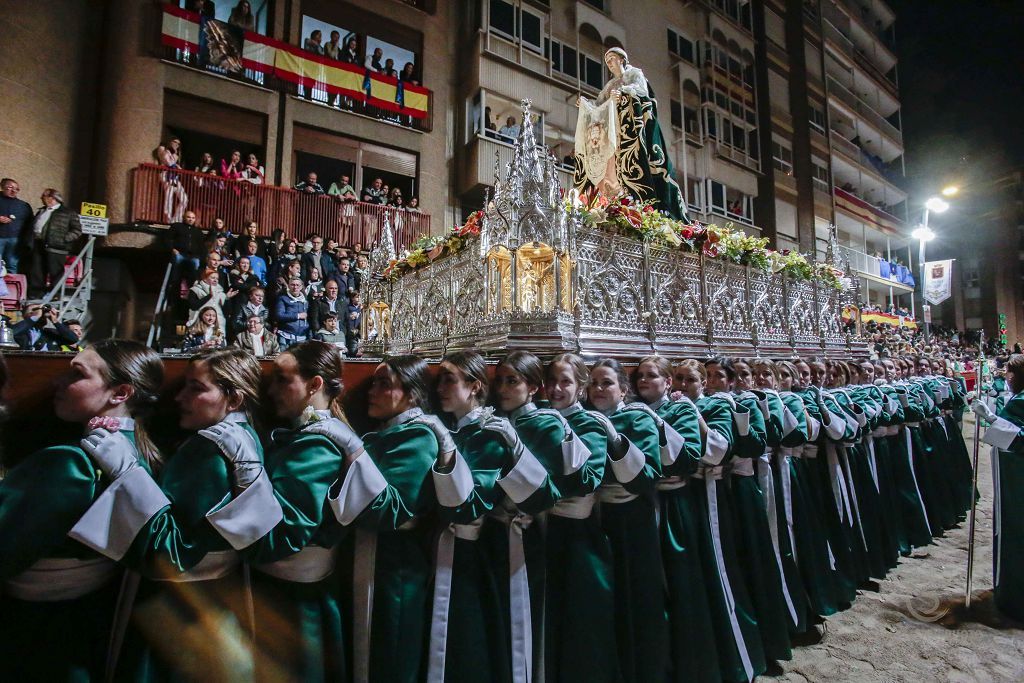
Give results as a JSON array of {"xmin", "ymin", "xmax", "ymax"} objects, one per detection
[
  {"xmin": 168, "ymin": 210, "xmax": 204, "ymax": 287},
  {"xmin": 29, "ymin": 189, "xmax": 82, "ymax": 296},
  {"xmin": 301, "ymin": 234, "xmax": 337, "ymax": 281},
  {"xmin": 308, "ymin": 279, "xmax": 348, "ymax": 333},
  {"xmin": 332, "ymin": 257, "xmax": 360, "ymax": 297},
  {"xmin": 12, "ymin": 303, "xmax": 79, "ymax": 351},
  {"xmin": 0, "ymin": 178, "xmax": 33, "ymax": 273}
]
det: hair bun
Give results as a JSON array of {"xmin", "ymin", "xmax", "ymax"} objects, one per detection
[{"xmin": 327, "ymin": 377, "xmax": 343, "ymax": 396}]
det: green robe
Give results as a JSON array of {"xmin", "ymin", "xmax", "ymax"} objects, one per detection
[
  {"xmin": 0, "ymin": 430, "xmax": 139, "ymax": 682},
  {"xmin": 985, "ymin": 392, "xmax": 1024, "ymax": 619},
  {"xmin": 602, "ymin": 404, "xmax": 667, "ymax": 683},
  {"xmin": 243, "ymin": 427, "xmax": 347, "ymax": 683}
]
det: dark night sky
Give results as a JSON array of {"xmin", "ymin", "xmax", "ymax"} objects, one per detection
[{"xmin": 889, "ymin": 0, "xmax": 1024, "ymax": 206}]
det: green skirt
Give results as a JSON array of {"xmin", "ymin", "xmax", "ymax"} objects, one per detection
[
  {"xmin": 994, "ymin": 448, "xmax": 1024, "ymax": 620},
  {"xmin": 790, "ymin": 454, "xmax": 848, "ymax": 615},
  {"xmin": 886, "ymin": 432, "xmax": 933, "ymax": 548}
]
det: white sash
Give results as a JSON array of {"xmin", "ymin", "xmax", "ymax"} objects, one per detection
[
  {"xmin": 549, "ymin": 493, "xmax": 596, "ymax": 519},
  {"xmin": 757, "ymin": 453, "xmax": 798, "ymax": 625},
  {"xmin": 730, "ymin": 457, "xmax": 755, "ymax": 477},
  {"xmin": 838, "ymin": 446, "xmax": 868, "ymax": 552},
  {"xmin": 903, "ymin": 427, "xmax": 932, "ymax": 536},
  {"xmin": 4, "ymin": 556, "xmax": 118, "ymax": 601},
  {"xmin": 776, "ymin": 449, "xmax": 798, "ymax": 565},
  {"xmin": 655, "ymin": 476, "xmax": 688, "ymax": 492},
  {"xmin": 992, "ymin": 445, "xmax": 1003, "ymax": 586},
  {"xmin": 865, "ymin": 438, "xmax": 880, "ymax": 492},
  {"xmin": 598, "ymin": 483, "xmax": 639, "ymax": 503},
  {"xmin": 488, "ymin": 505, "xmax": 535, "ymax": 683},
  {"xmin": 253, "ymin": 545, "xmax": 336, "ymax": 583},
  {"xmin": 825, "ymin": 443, "xmax": 853, "ymax": 525},
  {"xmin": 427, "ymin": 518, "xmax": 486, "ymax": 683}
]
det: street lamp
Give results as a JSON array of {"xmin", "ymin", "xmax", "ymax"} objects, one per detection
[
  {"xmin": 914, "ymin": 196, "xmax": 949, "ymax": 343},
  {"xmin": 941, "ymin": 185, "xmax": 960, "ymax": 197}
]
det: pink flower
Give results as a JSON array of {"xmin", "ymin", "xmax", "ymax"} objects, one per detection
[
  {"xmin": 670, "ymin": 390, "xmax": 684, "ymax": 402},
  {"xmin": 88, "ymin": 416, "xmax": 122, "ymax": 432}
]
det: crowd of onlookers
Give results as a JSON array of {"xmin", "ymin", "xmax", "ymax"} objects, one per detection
[
  {"xmin": 166, "ymin": 212, "xmax": 371, "ymax": 356},
  {"xmin": 858, "ymin": 301, "xmax": 912, "ymax": 318}
]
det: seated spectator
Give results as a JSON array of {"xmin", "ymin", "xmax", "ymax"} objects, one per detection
[
  {"xmin": 12, "ymin": 303, "xmax": 78, "ymax": 351},
  {"xmin": 274, "ymin": 277, "xmax": 310, "ymax": 350},
  {"xmin": 346, "ymin": 290, "xmax": 362, "ymax": 356},
  {"xmin": 333, "ymin": 257, "xmax": 360, "ymax": 298},
  {"xmin": 365, "ymin": 47, "xmax": 383, "ymax": 72},
  {"xmin": 181, "ymin": 306, "xmax": 226, "ymax": 353},
  {"xmin": 240, "ymin": 238, "xmax": 268, "ymax": 283},
  {"xmin": 187, "ymin": 268, "xmax": 231, "ymax": 332},
  {"xmin": 242, "ymin": 153, "xmax": 265, "ymax": 184},
  {"xmin": 352, "ymin": 241, "xmax": 364, "ymax": 256},
  {"xmin": 406, "ymin": 197, "xmax": 420, "ymax": 212},
  {"xmin": 0, "ymin": 178, "xmax": 34, "ymax": 274},
  {"xmin": 308, "ymin": 279, "xmax": 347, "ymax": 332},
  {"xmin": 62, "ymin": 319, "xmax": 86, "ymax": 352},
  {"xmin": 328, "ymin": 174, "xmax": 358, "ymax": 201},
  {"xmin": 234, "ymin": 313, "xmax": 279, "ymax": 356},
  {"xmin": 361, "ymin": 177, "xmax": 386, "ymax": 205},
  {"xmin": 304, "ymin": 29, "xmax": 324, "ymax": 55},
  {"xmin": 314, "ymin": 313, "xmax": 347, "ymax": 349},
  {"xmin": 221, "ymin": 150, "xmax": 245, "ymax": 181},
  {"xmin": 234, "ymin": 221, "xmax": 263, "ymax": 257},
  {"xmin": 498, "ymin": 116, "xmax": 520, "ymax": 140},
  {"xmin": 271, "ymin": 259, "xmax": 303, "ymax": 299},
  {"xmin": 195, "ymin": 152, "xmax": 218, "ymax": 175},
  {"xmin": 295, "ymin": 172, "xmax": 325, "ymax": 195},
  {"xmin": 305, "ymin": 267, "xmax": 325, "ymax": 299},
  {"xmin": 232, "ymin": 286, "xmax": 268, "ymax": 338}
]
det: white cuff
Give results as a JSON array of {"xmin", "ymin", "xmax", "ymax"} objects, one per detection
[
  {"xmin": 328, "ymin": 451, "xmax": 388, "ymax": 525},
  {"xmin": 700, "ymin": 428, "xmax": 730, "ymax": 466},
  {"xmin": 757, "ymin": 397, "xmax": 771, "ymax": 421},
  {"xmin": 660, "ymin": 423, "xmax": 686, "ymax": 466},
  {"xmin": 562, "ymin": 436, "xmax": 591, "ymax": 475},
  {"xmin": 824, "ymin": 410, "xmax": 847, "ymax": 440},
  {"xmin": 854, "ymin": 409, "xmax": 867, "ymax": 428},
  {"xmin": 733, "ymin": 409, "xmax": 750, "ymax": 436},
  {"xmin": 897, "ymin": 392, "xmax": 910, "ymax": 407},
  {"xmin": 781, "ymin": 405, "xmax": 800, "ymax": 437},
  {"xmin": 609, "ymin": 439, "xmax": 646, "ymax": 483},
  {"xmin": 805, "ymin": 414, "xmax": 821, "ymax": 441},
  {"xmin": 887, "ymin": 397, "xmax": 900, "ymax": 413},
  {"xmin": 432, "ymin": 451, "xmax": 475, "ymax": 508},
  {"xmin": 68, "ymin": 467, "xmax": 171, "ymax": 561},
  {"xmin": 497, "ymin": 447, "xmax": 549, "ymax": 504},
  {"xmin": 983, "ymin": 416, "xmax": 1022, "ymax": 450},
  {"xmin": 205, "ymin": 469, "xmax": 285, "ymax": 550}
]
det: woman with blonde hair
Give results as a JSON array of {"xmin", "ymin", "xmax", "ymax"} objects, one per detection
[
  {"xmin": 182, "ymin": 305, "xmax": 226, "ymax": 352},
  {"xmin": 0, "ymin": 340, "xmax": 164, "ymax": 681}
]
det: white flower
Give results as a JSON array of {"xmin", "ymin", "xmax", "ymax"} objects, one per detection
[{"xmin": 300, "ymin": 405, "xmax": 323, "ymax": 426}]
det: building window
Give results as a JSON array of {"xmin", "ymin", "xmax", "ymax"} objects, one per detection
[
  {"xmin": 710, "ymin": 0, "xmax": 753, "ymax": 30},
  {"xmin": 812, "ymin": 158, "xmax": 831, "ymax": 192},
  {"xmin": 670, "ymin": 99, "xmax": 683, "ymax": 129},
  {"xmin": 707, "ymin": 179, "xmax": 755, "ymax": 225},
  {"xmin": 546, "ymin": 39, "xmax": 578, "ymax": 79},
  {"xmin": 809, "ymin": 105, "xmax": 826, "ymax": 134},
  {"xmin": 581, "ymin": 0, "xmax": 605, "ymax": 9},
  {"xmin": 490, "ymin": 0, "xmax": 544, "ymax": 53},
  {"xmin": 668, "ymin": 28, "xmax": 695, "ymax": 64},
  {"xmin": 580, "ymin": 53, "xmax": 604, "ymax": 89},
  {"xmin": 772, "ymin": 139, "xmax": 793, "ymax": 174}
]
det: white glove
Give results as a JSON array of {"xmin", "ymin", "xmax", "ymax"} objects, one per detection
[
  {"xmin": 411, "ymin": 413, "xmax": 457, "ymax": 454},
  {"xmin": 971, "ymin": 399, "xmax": 997, "ymax": 423},
  {"xmin": 303, "ymin": 417, "xmax": 364, "ymax": 456},
  {"xmin": 535, "ymin": 408, "xmax": 574, "ymax": 442},
  {"xmin": 199, "ymin": 421, "xmax": 262, "ymax": 489},
  {"xmin": 480, "ymin": 414, "xmax": 529, "ymax": 462},
  {"xmin": 587, "ymin": 410, "xmax": 627, "ymax": 457},
  {"xmin": 621, "ymin": 402, "xmax": 665, "ymax": 428},
  {"xmin": 81, "ymin": 429, "xmax": 140, "ymax": 479}
]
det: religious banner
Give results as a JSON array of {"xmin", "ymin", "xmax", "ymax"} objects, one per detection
[
  {"xmin": 923, "ymin": 259, "xmax": 953, "ymax": 305},
  {"xmin": 575, "ymin": 97, "xmax": 619, "ymax": 195},
  {"xmin": 199, "ymin": 17, "xmax": 245, "ymax": 74}
]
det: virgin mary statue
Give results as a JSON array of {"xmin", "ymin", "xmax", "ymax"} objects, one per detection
[{"xmin": 574, "ymin": 47, "xmax": 688, "ymax": 221}]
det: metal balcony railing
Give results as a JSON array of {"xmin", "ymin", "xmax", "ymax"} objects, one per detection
[{"xmin": 827, "ymin": 76, "xmax": 902, "ymax": 146}]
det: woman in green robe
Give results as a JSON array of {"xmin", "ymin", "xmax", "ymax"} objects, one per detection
[
  {"xmin": 541, "ymin": 353, "xmax": 617, "ymax": 682},
  {"xmin": 643, "ymin": 357, "xmax": 728, "ymax": 682},
  {"xmin": 0, "ymin": 341, "xmax": 164, "ymax": 682},
  {"xmin": 972, "ymin": 353, "xmax": 1024, "ymax": 620},
  {"xmin": 491, "ymin": 351, "xmax": 579, "ymax": 682},
  {"xmin": 587, "ymin": 358, "xmax": 667, "ymax": 682},
  {"xmin": 429, "ymin": 349, "xmax": 536, "ymax": 683},
  {"xmin": 327, "ymin": 355, "xmax": 440, "ymax": 683},
  {"xmin": 71, "ymin": 347, "xmax": 278, "ymax": 682},
  {"xmin": 213, "ymin": 340, "xmax": 354, "ymax": 682}
]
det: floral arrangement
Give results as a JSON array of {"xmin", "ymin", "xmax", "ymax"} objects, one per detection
[{"xmin": 383, "ymin": 211, "xmax": 484, "ymax": 280}]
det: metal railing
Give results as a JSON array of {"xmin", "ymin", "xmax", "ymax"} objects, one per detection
[
  {"xmin": 41, "ymin": 236, "xmax": 96, "ymax": 325},
  {"xmin": 839, "ymin": 244, "xmax": 914, "ymax": 290},
  {"xmin": 131, "ymin": 164, "xmax": 428, "ymax": 249},
  {"xmin": 826, "ymin": 76, "xmax": 902, "ymax": 146}
]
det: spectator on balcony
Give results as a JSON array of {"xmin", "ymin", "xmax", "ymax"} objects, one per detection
[
  {"xmin": 302, "ymin": 234, "xmax": 336, "ymax": 281},
  {"xmin": 228, "ymin": 0, "xmax": 255, "ymax": 32},
  {"xmin": 304, "ymin": 29, "xmax": 324, "ymax": 55},
  {"xmin": 406, "ymin": 197, "xmax": 420, "ymax": 212},
  {"xmin": 328, "ymin": 174, "xmax": 357, "ymax": 201},
  {"xmin": 0, "ymin": 179, "xmax": 33, "ymax": 274},
  {"xmin": 234, "ymin": 313, "xmax": 279, "ymax": 356},
  {"xmin": 362, "ymin": 177, "xmax": 386, "ymax": 205},
  {"xmin": 389, "ymin": 194, "xmax": 405, "ymax": 210},
  {"xmin": 324, "ymin": 30, "xmax": 342, "ymax": 60},
  {"xmin": 382, "ymin": 58, "xmax": 398, "ymax": 78},
  {"xmin": 168, "ymin": 209, "xmax": 203, "ymax": 287},
  {"xmin": 341, "ymin": 34, "xmax": 360, "ymax": 64},
  {"xmin": 195, "ymin": 152, "xmax": 218, "ymax": 175},
  {"xmin": 365, "ymin": 47, "xmax": 383, "ymax": 72},
  {"xmin": 189, "ymin": 0, "xmax": 215, "ymax": 18},
  {"xmin": 295, "ymin": 172, "xmax": 325, "ymax": 195},
  {"xmin": 29, "ymin": 188, "xmax": 82, "ymax": 297},
  {"xmin": 181, "ymin": 306, "xmax": 226, "ymax": 353},
  {"xmin": 346, "ymin": 290, "xmax": 362, "ymax": 356},
  {"xmin": 333, "ymin": 256, "xmax": 360, "ymax": 298},
  {"xmin": 387, "ymin": 187, "xmax": 404, "ymax": 205},
  {"xmin": 242, "ymin": 153, "xmax": 265, "ymax": 185},
  {"xmin": 187, "ymin": 268, "xmax": 231, "ymax": 332},
  {"xmin": 498, "ymin": 116, "xmax": 520, "ymax": 141},
  {"xmin": 314, "ymin": 313, "xmax": 347, "ymax": 349},
  {"xmin": 308, "ymin": 279, "xmax": 347, "ymax": 333},
  {"xmin": 221, "ymin": 150, "xmax": 245, "ymax": 182},
  {"xmin": 275, "ymin": 277, "xmax": 310, "ymax": 349},
  {"xmin": 12, "ymin": 303, "xmax": 78, "ymax": 351},
  {"xmin": 156, "ymin": 137, "xmax": 188, "ymax": 223},
  {"xmin": 400, "ymin": 62, "xmax": 416, "ymax": 83},
  {"xmin": 232, "ymin": 285, "xmax": 268, "ymax": 337},
  {"xmin": 239, "ymin": 238, "xmax": 267, "ymax": 283}
]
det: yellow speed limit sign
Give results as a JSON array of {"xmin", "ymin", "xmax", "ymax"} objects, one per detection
[{"xmin": 81, "ymin": 202, "xmax": 107, "ymax": 218}]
